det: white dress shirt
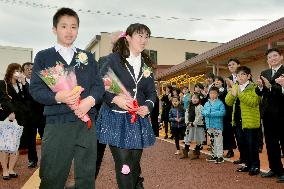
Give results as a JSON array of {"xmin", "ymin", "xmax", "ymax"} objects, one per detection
[
  {"xmin": 54, "ymin": 44, "xmax": 77, "ymax": 65},
  {"xmin": 126, "ymin": 52, "xmax": 141, "ymax": 80},
  {"xmin": 239, "ymin": 80, "xmax": 249, "ymax": 92}
]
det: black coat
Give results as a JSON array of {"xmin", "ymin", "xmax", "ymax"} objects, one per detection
[
  {"xmin": 255, "ymin": 65, "xmax": 284, "ymax": 118},
  {"xmin": 0, "ymin": 80, "xmax": 30, "ymax": 125}
]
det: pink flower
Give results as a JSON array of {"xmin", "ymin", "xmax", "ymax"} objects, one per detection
[{"xmin": 121, "ymin": 164, "xmax": 130, "ymax": 175}]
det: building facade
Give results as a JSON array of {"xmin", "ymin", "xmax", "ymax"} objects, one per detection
[
  {"xmin": 0, "ymin": 45, "xmax": 33, "ymax": 79},
  {"xmin": 85, "ymin": 32, "xmax": 221, "ymax": 75}
]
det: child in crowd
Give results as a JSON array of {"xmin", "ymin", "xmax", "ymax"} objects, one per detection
[
  {"xmin": 226, "ymin": 66, "xmax": 260, "ymax": 175},
  {"xmin": 181, "ymin": 93, "xmax": 205, "ymax": 159},
  {"xmin": 169, "ymin": 96, "xmax": 186, "ymax": 155},
  {"xmin": 203, "ymin": 87, "xmax": 226, "ymax": 164}
]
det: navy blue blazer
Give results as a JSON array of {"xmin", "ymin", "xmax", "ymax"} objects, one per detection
[
  {"xmin": 29, "ymin": 47, "xmax": 104, "ymax": 116},
  {"xmin": 100, "ymin": 52, "xmax": 156, "ymax": 113}
]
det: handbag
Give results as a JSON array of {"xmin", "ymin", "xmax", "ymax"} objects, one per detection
[
  {"xmin": 0, "ymin": 118, "xmax": 23, "ymax": 153},
  {"xmin": 4, "ymin": 80, "xmax": 13, "ymax": 101}
]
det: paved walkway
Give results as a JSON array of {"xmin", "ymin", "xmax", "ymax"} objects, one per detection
[{"xmin": 1, "ymin": 136, "xmax": 284, "ymax": 188}]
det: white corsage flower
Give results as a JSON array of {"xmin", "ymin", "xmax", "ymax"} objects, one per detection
[
  {"xmin": 75, "ymin": 52, "xmax": 88, "ymax": 68},
  {"xmin": 142, "ymin": 65, "xmax": 152, "ymax": 78}
]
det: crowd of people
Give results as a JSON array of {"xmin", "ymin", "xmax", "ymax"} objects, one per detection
[
  {"xmin": 160, "ymin": 49, "xmax": 284, "ymax": 183},
  {"xmin": 0, "ymin": 6, "xmax": 283, "ymax": 189}
]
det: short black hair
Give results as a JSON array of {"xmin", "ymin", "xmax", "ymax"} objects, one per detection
[
  {"xmin": 22, "ymin": 62, "xmax": 33, "ymax": 71},
  {"xmin": 53, "ymin": 7, "xmax": 79, "ymax": 28},
  {"xmin": 227, "ymin": 58, "xmax": 240, "ymax": 65},
  {"xmin": 194, "ymin": 82, "xmax": 204, "ymax": 90},
  {"xmin": 265, "ymin": 48, "xmax": 281, "ymax": 56},
  {"xmin": 215, "ymin": 76, "xmax": 224, "ymax": 84},
  {"xmin": 209, "ymin": 86, "xmax": 219, "ymax": 94},
  {"xmin": 171, "ymin": 96, "xmax": 180, "ymax": 101},
  {"xmin": 205, "ymin": 72, "xmax": 215, "ymax": 80},
  {"xmin": 236, "ymin": 66, "xmax": 251, "ymax": 75}
]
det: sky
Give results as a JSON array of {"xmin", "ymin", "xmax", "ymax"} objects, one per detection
[{"xmin": 0, "ymin": 0, "xmax": 283, "ymax": 56}]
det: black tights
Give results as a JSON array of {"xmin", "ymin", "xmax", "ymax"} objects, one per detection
[{"xmin": 109, "ymin": 146, "xmax": 143, "ymax": 189}]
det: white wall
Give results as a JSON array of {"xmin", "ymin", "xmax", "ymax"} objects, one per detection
[{"xmin": 0, "ymin": 46, "xmax": 33, "ymax": 79}]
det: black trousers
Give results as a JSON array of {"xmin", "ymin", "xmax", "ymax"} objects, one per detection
[
  {"xmin": 27, "ymin": 125, "xmax": 38, "ymax": 163},
  {"xmin": 263, "ymin": 115, "xmax": 284, "ymax": 175},
  {"xmin": 109, "ymin": 146, "xmax": 143, "ymax": 189},
  {"xmin": 243, "ymin": 129, "xmax": 260, "ymax": 169},
  {"xmin": 95, "ymin": 141, "xmax": 107, "ymax": 179},
  {"xmin": 171, "ymin": 127, "xmax": 186, "ymax": 150},
  {"xmin": 235, "ymin": 122, "xmax": 246, "ymax": 161},
  {"xmin": 39, "ymin": 118, "xmax": 97, "ymax": 189}
]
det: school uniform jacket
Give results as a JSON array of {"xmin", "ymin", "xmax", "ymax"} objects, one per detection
[
  {"xmin": 100, "ymin": 52, "xmax": 156, "ymax": 113},
  {"xmin": 29, "ymin": 47, "xmax": 104, "ymax": 116},
  {"xmin": 255, "ymin": 65, "xmax": 284, "ymax": 118}
]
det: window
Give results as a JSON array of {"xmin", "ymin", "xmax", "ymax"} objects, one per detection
[
  {"xmin": 144, "ymin": 49, "xmax": 157, "ymax": 64},
  {"xmin": 185, "ymin": 52, "xmax": 198, "ymax": 60}
]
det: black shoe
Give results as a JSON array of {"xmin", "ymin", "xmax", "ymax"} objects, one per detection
[
  {"xmin": 9, "ymin": 173, "xmax": 18, "ymax": 178},
  {"xmin": 224, "ymin": 150, "xmax": 234, "ymax": 158},
  {"xmin": 249, "ymin": 168, "xmax": 260, "ymax": 176},
  {"xmin": 236, "ymin": 166, "xmax": 249, "ymax": 172},
  {"xmin": 2, "ymin": 175, "xmax": 10, "ymax": 180},
  {"xmin": 28, "ymin": 161, "xmax": 37, "ymax": 168},
  {"xmin": 233, "ymin": 159, "xmax": 243, "ymax": 164},
  {"xmin": 64, "ymin": 186, "xmax": 76, "ymax": 189},
  {"xmin": 169, "ymin": 135, "xmax": 174, "ymax": 139},
  {"xmin": 261, "ymin": 170, "xmax": 276, "ymax": 178},
  {"xmin": 136, "ymin": 177, "xmax": 144, "ymax": 189},
  {"xmin": 277, "ymin": 175, "xmax": 284, "ymax": 183}
]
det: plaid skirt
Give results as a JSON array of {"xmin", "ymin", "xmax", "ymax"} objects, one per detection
[{"xmin": 96, "ymin": 104, "xmax": 156, "ymax": 149}]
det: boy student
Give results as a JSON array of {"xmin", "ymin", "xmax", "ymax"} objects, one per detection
[
  {"xmin": 30, "ymin": 8, "xmax": 104, "ymax": 188},
  {"xmin": 226, "ymin": 66, "xmax": 260, "ymax": 176},
  {"xmin": 256, "ymin": 48, "xmax": 284, "ymax": 183}
]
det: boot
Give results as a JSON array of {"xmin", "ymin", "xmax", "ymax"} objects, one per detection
[
  {"xmin": 190, "ymin": 150, "xmax": 200, "ymax": 160},
  {"xmin": 135, "ymin": 177, "xmax": 144, "ymax": 189},
  {"xmin": 180, "ymin": 149, "xmax": 189, "ymax": 159},
  {"xmin": 224, "ymin": 149, "xmax": 234, "ymax": 158}
]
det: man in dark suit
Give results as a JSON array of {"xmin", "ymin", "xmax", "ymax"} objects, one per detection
[
  {"xmin": 22, "ymin": 62, "xmax": 45, "ymax": 168},
  {"xmin": 256, "ymin": 48, "xmax": 284, "ymax": 183}
]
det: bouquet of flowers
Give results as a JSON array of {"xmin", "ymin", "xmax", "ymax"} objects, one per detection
[
  {"xmin": 103, "ymin": 68, "xmax": 139, "ymax": 123},
  {"xmin": 39, "ymin": 62, "xmax": 91, "ymax": 128}
]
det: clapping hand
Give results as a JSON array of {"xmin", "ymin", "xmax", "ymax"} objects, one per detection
[
  {"xmin": 231, "ymin": 85, "xmax": 238, "ymax": 96},
  {"xmin": 256, "ymin": 76, "xmax": 263, "ymax": 88},
  {"xmin": 225, "ymin": 78, "xmax": 234, "ymax": 89},
  {"xmin": 275, "ymin": 74, "xmax": 284, "ymax": 87},
  {"xmin": 260, "ymin": 76, "xmax": 272, "ymax": 89}
]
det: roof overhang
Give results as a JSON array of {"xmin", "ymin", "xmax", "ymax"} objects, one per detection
[{"xmin": 156, "ymin": 17, "xmax": 284, "ymax": 81}]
